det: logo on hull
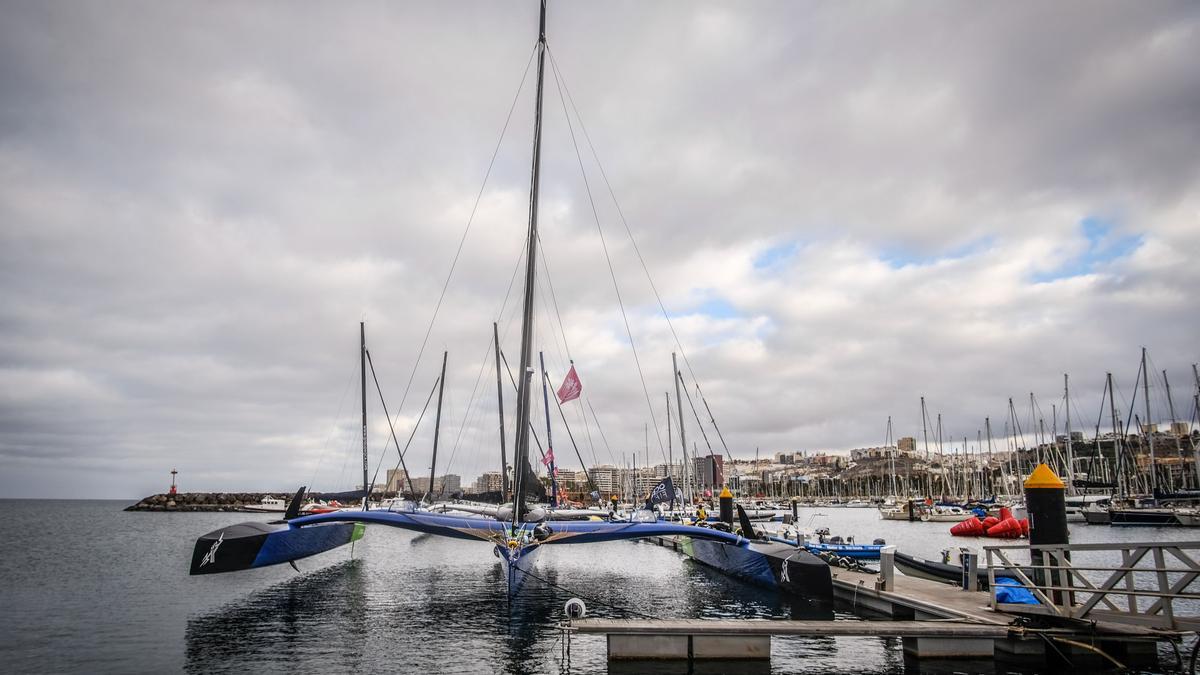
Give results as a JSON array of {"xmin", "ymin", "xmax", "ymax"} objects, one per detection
[{"xmin": 200, "ymin": 532, "xmax": 224, "ymax": 568}]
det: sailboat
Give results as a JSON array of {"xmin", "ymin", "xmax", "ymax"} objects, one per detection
[{"xmin": 189, "ymin": 0, "xmax": 833, "ymax": 603}]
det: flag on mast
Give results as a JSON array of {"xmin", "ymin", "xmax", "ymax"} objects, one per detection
[{"xmin": 556, "ymin": 365, "xmax": 582, "ymax": 404}]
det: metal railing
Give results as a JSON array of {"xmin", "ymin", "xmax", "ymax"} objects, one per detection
[{"xmin": 984, "ymin": 541, "xmax": 1200, "ymax": 631}]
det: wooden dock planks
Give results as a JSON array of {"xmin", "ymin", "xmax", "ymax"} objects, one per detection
[{"xmin": 571, "ymin": 618, "xmax": 1011, "ymax": 638}]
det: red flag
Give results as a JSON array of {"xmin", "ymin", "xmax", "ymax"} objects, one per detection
[
  {"xmin": 556, "ymin": 365, "xmax": 582, "ymax": 403},
  {"xmin": 541, "ymin": 448, "xmax": 555, "ymax": 467}
]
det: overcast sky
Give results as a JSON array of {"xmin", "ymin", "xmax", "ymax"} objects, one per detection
[{"xmin": 2, "ymin": 1, "xmax": 1198, "ymax": 499}]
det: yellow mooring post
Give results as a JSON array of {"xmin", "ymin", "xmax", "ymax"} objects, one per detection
[
  {"xmin": 1023, "ymin": 464, "xmax": 1068, "ymax": 603},
  {"xmin": 719, "ymin": 485, "xmax": 734, "ymax": 527}
]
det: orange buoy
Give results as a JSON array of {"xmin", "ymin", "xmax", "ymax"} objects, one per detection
[
  {"xmin": 950, "ymin": 518, "xmax": 985, "ymax": 536},
  {"xmin": 987, "ymin": 517, "xmax": 1023, "ymax": 538}
]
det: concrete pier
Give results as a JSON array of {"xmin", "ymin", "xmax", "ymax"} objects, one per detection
[{"xmin": 641, "ymin": 536, "xmax": 1169, "ymax": 668}]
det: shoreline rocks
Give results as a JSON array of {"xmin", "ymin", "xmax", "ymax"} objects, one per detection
[{"xmin": 124, "ymin": 492, "xmax": 289, "ymax": 512}]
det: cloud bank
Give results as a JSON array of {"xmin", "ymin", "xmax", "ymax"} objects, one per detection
[{"xmin": 1, "ymin": 1, "xmax": 1197, "ymax": 498}]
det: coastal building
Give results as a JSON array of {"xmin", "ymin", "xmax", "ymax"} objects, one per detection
[
  {"xmin": 693, "ymin": 454, "xmax": 724, "ymax": 490},
  {"xmin": 411, "ymin": 474, "xmax": 461, "ymax": 498},
  {"xmin": 473, "ymin": 471, "xmax": 504, "ymax": 494},
  {"xmin": 590, "ymin": 465, "xmax": 619, "ymax": 496},
  {"xmin": 385, "ymin": 468, "xmax": 409, "ymax": 493}
]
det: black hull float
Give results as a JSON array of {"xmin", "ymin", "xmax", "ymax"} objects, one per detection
[
  {"xmin": 674, "ymin": 537, "xmax": 834, "ymax": 604},
  {"xmin": 893, "ymin": 551, "xmax": 1031, "ymax": 590},
  {"xmin": 190, "ymin": 521, "xmax": 365, "ymax": 575}
]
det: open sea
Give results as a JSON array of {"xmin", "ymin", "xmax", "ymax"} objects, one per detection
[{"xmin": 0, "ymin": 499, "xmax": 1195, "ymax": 673}]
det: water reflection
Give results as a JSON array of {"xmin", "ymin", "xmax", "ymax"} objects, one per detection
[{"xmin": 185, "ymin": 560, "xmax": 368, "ymax": 673}]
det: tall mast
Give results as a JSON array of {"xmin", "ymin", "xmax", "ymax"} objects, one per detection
[
  {"xmin": 666, "ymin": 392, "xmax": 672, "ymax": 483},
  {"xmin": 1142, "ymin": 347, "xmax": 1156, "ymax": 496},
  {"xmin": 673, "ymin": 353, "xmax": 689, "ymax": 502},
  {"xmin": 1107, "ymin": 373, "xmax": 1124, "ymax": 498},
  {"xmin": 428, "ymin": 350, "xmax": 448, "ymax": 502},
  {"xmin": 1064, "ymin": 374, "xmax": 1074, "ymax": 495},
  {"xmin": 1163, "ymin": 369, "xmax": 1185, "ymax": 488},
  {"xmin": 1193, "ymin": 364, "xmax": 1200, "ymax": 486},
  {"xmin": 493, "ymin": 322, "xmax": 509, "ymax": 498},
  {"xmin": 360, "ymin": 321, "xmax": 369, "ymax": 510},
  {"xmin": 511, "ymin": 0, "xmax": 549, "ymax": 525},
  {"xmin": 886, "ymin": 416, "xmax": 897, "ymax": 497},
  {"xmin": 539, "ymin": 351, "xmax": 557, "ymax": 508},
  {"xmin": 985, "ymin": 417, "xmax": 998, "ymax": 496},
  {"xmin": 920, "ymin": 396, "xmax": 930, "ymax": 497},
  {"xmin": 936, "ymin": 412, "xmax": 943, "ymax": 495}
]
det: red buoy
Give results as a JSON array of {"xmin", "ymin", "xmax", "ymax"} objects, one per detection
[
  {"xmin": 998, "ymin": 506, "xmax": 1012, "ymax": 521},
  {"xmin": 987, "ymin": 517, "xmax": 1023, "ymax": 538},
  {"xmin": 1019, "ymin": 518, "xmax": 1030, "ymax": 536},
  {"xmin": 950, "ymin": 518, "xmax": 985, "ymax": 536},
  {"xmin": 981, "ymin": 516, "xmax": 1000, "ymax": 530}
]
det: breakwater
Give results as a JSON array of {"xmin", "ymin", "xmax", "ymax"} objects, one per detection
[
  {"xmin": 126, "ymin": 492, "xmax": 292, "ymax": 512},
  {"xmin": 123, "ymin": 487, "xmax": 355, "ymax": 509}
]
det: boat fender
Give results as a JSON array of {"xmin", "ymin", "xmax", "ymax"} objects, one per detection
[
  {"xmin": 564, "ymin": 598, "xmax": 587, "ymax": 620},
  {"xmin": 533, "ymin": 522, "xmax": 552, "ymax": 541}
]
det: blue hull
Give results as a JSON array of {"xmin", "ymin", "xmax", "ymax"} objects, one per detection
[
  {"xmin": 497, "ymin": 543, "xmax": 540, "ymax": 598},
  {"xmin": 687, "ymin": 538, "xmax": 778, "ymax": 588},
  {"xmin": 803, "ymin": 542, "xmax": 883, "ymax": 560},
  {"xmin": 671, "ymin": 536, "xmax": 833, "ymax": 602},
  {"xmin": 191, "ymin": 521, "xmax": 363, "ymax": 575}
]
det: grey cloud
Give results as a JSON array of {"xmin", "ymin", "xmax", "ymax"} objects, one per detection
[{"xmin": 1, "ymin": 1, "xmax": 1198, "ymax": 498}]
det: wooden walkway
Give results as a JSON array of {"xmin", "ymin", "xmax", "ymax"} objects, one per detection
[
  {"xmin": 627, "ymin": 534, "xmax": 1171, "ymax": 664},
  {"xmin": 829, "ymin": 566, "xmax": 1007, "ymax": 622},
  {"xmin": 571, "ymin": 618, "xmax": 1011, "ymax": 638}
]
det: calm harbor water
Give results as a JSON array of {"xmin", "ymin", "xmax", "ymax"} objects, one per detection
[{"xmin": 0, "ymin": 500, "xmax": 1195, "ymax": 673}]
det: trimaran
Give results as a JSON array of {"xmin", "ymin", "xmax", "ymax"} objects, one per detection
[{"xmin": 189, "ymin": 0, "xmax": 832, "ymax": 603}]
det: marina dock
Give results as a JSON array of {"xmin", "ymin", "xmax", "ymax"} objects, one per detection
[{"xmin": 579, "ymin": 534, "xmax": 1190, "ymax": 667}]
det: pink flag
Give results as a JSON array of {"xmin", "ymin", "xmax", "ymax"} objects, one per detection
[
  {"xmin": 556, "ymin": 365, "xmax": 582, "ymax": 403},
  {"xmin": 541, "ymin": 448, "xmax": 555, "ymax": 467}
]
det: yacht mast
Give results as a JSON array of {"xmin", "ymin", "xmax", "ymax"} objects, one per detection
[
  {"xmin": 1142, "ymin": 348, "xmax": 1157, "ymax": 496},
  {"xmin": 428, "ymin": 350, "xmax": 448, "ymax": 502},
  {"xmin": 511, "ymin": 0, "xmax": 548, "ymax": 525},
  {"xmin": 360, "ymin": 321, "xmax": 369, "ymax": 510},
  {"xmin": 1064, "ymin": 373, "xmax": 1074, "ymax": 494},
  {"xmin": 494, "ymin": 322, "xmax": 509, "ymax": 498},
  {"xmin": 673, "ymin": 352, "xmax": 689, "ymax": 502}
]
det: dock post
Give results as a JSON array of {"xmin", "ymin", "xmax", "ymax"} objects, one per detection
[
  {"xmin": 719, "ymin": 486, "xmax": 734, "ymax": 528},
  {"xmin": 1024, "ymin": 464, "xmax": 1068, "ymax": 603},
  {"xmin": 960, "ymin": 550, "xmax": 979, "ymax": 592},
  {"xmin": 878, "ymin": 545, "xmax": 896, "ymax": 591}
]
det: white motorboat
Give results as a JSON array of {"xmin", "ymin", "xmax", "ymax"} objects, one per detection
[{"xmin": 1064, "ymin": 495, "xmax": 1110, "ymax": 523}]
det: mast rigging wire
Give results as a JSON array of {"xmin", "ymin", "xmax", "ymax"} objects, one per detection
[
  {"xmin": 386, "ymin": 43, "xmax": 538, "ymax": 449},
  {"xmin": 381, "ymin": 371, "xmax": 440, "ymax": 497},
  {"xmin": 547, "ymin": 46, "xmax": 667, "ymax": 466},
  {"xmin": 587, "ymin": 399, "xmax": 618, "ymax": 467},
  {"xmin": 547, "ymin": 45, "xmax": 735, "ymax": 461},
  {"xmin": 367, "ymin": 348, "xmax": 429, "ymax": 498},
  {"xmin": 307, "ymin": 354, "xmax": 359, "ymax": 493}
]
